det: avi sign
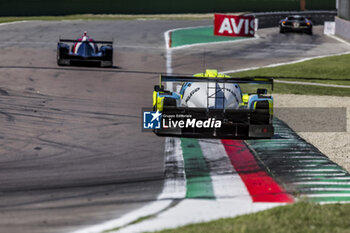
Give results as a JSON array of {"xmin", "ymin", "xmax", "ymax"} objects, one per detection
[{"xmin": 214, "ymin": 14, "xmax": 255, "ymax": 37}]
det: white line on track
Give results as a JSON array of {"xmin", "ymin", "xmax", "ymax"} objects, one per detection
[
  {"xmin": 296, "ymin": 181, "xmax": 350, "ymax": 185},
  {"xmin": 0, "ymin": 20, "xmax": 29, "ymax": 27},
  {"xmin": 198, "ymin": 139, "xmax": 251, "ymax": 199},
  {"xmin": 293, "ymin": 173, "xmax": 347, "ymax": 176},
  {"xmin": 283, "ymin": 169, "xmax": 346, "ymax": 172},
  {"xmin": 275, "ymin": 80, "xmax": 350, "ymax": 88},
  {"xmin": 307, "ymin": 194, "xmax": 350, "ymax": 198},
  {"xmin": 164, "ymin": 30, "xmax": 173, "ymax": 74},
  {"xmin": 283, "ymin": 156, "xmax": 328, "ymax": 159},
  {"xmin": 70, "ymin": 200, "xmax": 172, "ymax": 233},
  {"xmin": 302, "ymin": 188, "xmax": 350, "ymax": 191},
  {"xmin": 319, "ymin": 201, "xmax": 350, "ymax": 204},
  {"xmin": 158, "ymin": 137, "xmax": 186, "ymax": 200},
  {"xmin": 70, "ymin": 138, "xmax": 186, "ymax": 233},
  {"xmin": 327, "ymin": 34, "xmax": 350, "ymax": 47},
  {"xmin": 221, "ymin": 51, "xmax": 350, "ymax": 75},
  {"xmin": 286, "ymin": 164, "xmax": 339, "ymax": 168},
  {"xmin": 294, "ymin": 177, "xmax": 350, "ymax": 181},
  {"xmin": 164, "ymin": 26, "xmax": 213, "ymax": 50},
  {"xmin": 288, "ymin": 160, "xmax": 330, "ymax": 163}
]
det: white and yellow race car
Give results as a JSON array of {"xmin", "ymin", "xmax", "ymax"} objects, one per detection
[{"xmin": 153, "ymin": 69, "xmax": 274, "ymax": 138}]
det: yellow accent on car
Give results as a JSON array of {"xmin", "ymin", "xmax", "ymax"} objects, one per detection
[
  {"xmin": 153, "ymin": 91, "xmax": 157, "ymax": 107},
  {"xmin": 253, "ymin": 99, "xmax": 273, "ymax": 116},
  {"xmin": 269, "ymin": 100, "xmax": 273, "ymax": 116},
  {"xmin": 242, "ymin": 94, "xmax": 249, "ymax": 105},
  {"xmin": 153, "ymin": 91, "xmax": 165, "ymax": 111},
  {"xmin": 193, "ymin": 69, "xmax": 230, "ymax": 78}
]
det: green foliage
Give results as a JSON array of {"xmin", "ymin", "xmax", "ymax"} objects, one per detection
[
  {"xmin": 230, "ymin": 54, "xmax": 350, "ymax": 96},
  {"xmin": 0, "ymin": 0, "xmax": 331, "ymax": 17},
  {"xmin": 153, "ymin": 202, "xmax": 350, "ymax": 233}
]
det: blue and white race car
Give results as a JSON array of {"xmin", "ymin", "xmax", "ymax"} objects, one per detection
[
  {"xmin": 152, "ymin": 69, "xmax": 274, "ymax": 138},
  {"xmin": 57, "ymin": 32, "xmax": 113, "ymax": 67}
]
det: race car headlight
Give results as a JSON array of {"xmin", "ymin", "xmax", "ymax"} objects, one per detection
[
  {"xmin": 282, "ymin": 21, "xmax": 286, "ymax": 24},
  {"xmin": 306, "ymin": 22, "xmax": 310, "ymax": 26}
]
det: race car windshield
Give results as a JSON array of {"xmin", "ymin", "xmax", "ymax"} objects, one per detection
[{"xmin": 287, "ymin": 16, "xmax": 305, "ymax": 21}]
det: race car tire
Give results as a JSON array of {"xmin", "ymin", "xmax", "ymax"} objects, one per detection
[
  {"xmin": 163, "ymin": 97, "xmax": 177, "ymax": 110},
  {"xmin": 250, "ymin": 100, "xmax": 270, "ymax": 125},
  {"xmin": 57, "ymin": 43, "xmax": 70, "ymax": 66},
  {"xmin": 100, "ymin": 60, "xmax": 113, "ymax": 67},
  {"xmin": 279, "ymin": 27, "xmax": 285, "ymax": 33},
  {"xmin": 57, "ymin": 52, "xmax": 70, "ymax": 66},
  {"xmin": 307, "ymin": 28, "xmax": 313, "ymax": 35},
  {"xmin": 57, "ymin": 58, "xmax": 70, "ymax": 66}
]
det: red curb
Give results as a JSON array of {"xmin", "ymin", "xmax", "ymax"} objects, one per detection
[
  {"xmin": 169, "ymin": 31, "xmax": 172, "ymax": 48},
  {"xmin": 222, "ymin": 139, "xmax": 293, "ymax": 203}
]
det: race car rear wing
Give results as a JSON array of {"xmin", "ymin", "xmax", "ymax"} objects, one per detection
[
  {"xmin": 160, "ymin": 75, "xmax": 274, "ymax": 90},
  {"xmin": 58, "ymin": 38, "xmax": 113, "ymax": 44}
]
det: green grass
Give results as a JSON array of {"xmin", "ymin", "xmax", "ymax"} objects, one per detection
[
  {"xmin": 0, "ymin": 14, "xmax": 214, "ymax": 24},
  {"xmin": 171, "ymin": 26, "xmax": 247, "ymax": 48},
  {"xmin": 274, "ymin": 83, "xmax": 350, "ymax": 96},
  {"xmin": 153, "ymin": 202, "xmax": 350, "ymax": 233},
  {"xmin": 229, "ymin": 54, "xmax": 350, "ymax": 96},
  {"xmin": 103, "ymin": 215, "xmax": 155, "ymax": 233}
]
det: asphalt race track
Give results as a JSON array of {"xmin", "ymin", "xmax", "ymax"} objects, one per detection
[{"xmin": 0, "ymin": 20, "xmax": 349, "ymax": 233}]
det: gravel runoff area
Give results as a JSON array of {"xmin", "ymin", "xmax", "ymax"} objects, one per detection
[{"xmin": 274, "ymin": 94, "xmax": 350, "ymax": 172}]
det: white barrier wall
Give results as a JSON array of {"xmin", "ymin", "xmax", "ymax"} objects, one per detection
[{"xmin": 335, "ymin": 16, "xmax": 350, "ymax": 40}]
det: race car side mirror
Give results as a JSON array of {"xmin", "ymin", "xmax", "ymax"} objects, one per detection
[{"xmin": 257, "ymin": 88, "xmax": 268, "ymax": 95}]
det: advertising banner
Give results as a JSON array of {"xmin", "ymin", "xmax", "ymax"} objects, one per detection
[{"xmin": 214, "ymin": 14, "xmax": 255, "ymax": 37}]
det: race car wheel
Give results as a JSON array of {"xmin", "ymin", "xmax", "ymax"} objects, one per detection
[
  {"xmin": 279, "ymin": 27, "xmax": 285, "ymax": 33},
  {"xmin": 100, "ymin": 60, "xmax": 113, "ymax": 67},
  {"xmin": 307, "ymin": 28, "xmax": 313, "ymax": 35},
  {"xmin": 57, "ymin": 52, "xmax": 69, "ymax": 66},
  {"xmin": 251, "ymin": 100, "xmax": 270, "ymax": 125},
  {"xmin": 57, "ymin": 43, "xmax": 70, "ymax": 66},
  {"xmin": 163, "ymin": 97, "xmax": 177, "ymax": 110},
  {"xmin": 57, "ymin": 52, "xmax": 63, "ymax": 66}
]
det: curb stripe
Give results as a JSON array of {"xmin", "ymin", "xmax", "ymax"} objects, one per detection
[
  {"xmin": 198, "ymin": 139, "xmax": 251, "ymax": 200},
  {"xmin": 222, "ymin": 139, "xmax": 293, "ymax": 203},
  {"xmin": 180, "ymin": 138, "xmax": 215, "ymax": 199},
  {"xmin": 246, "ymin": 118, "xmax": 350, "ymax": 202},
  {"xmin": 158, "ymin": 137, "xmax": 186, "ymax": 200}
]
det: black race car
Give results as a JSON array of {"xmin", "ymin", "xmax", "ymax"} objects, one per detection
[
  {"xmin": 57, "ymin": 32, "xmax": 113, "ymax": 67},
  {"xmin": 279, "ymin": 15, "xmax": 313, "ymax": 35}
]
